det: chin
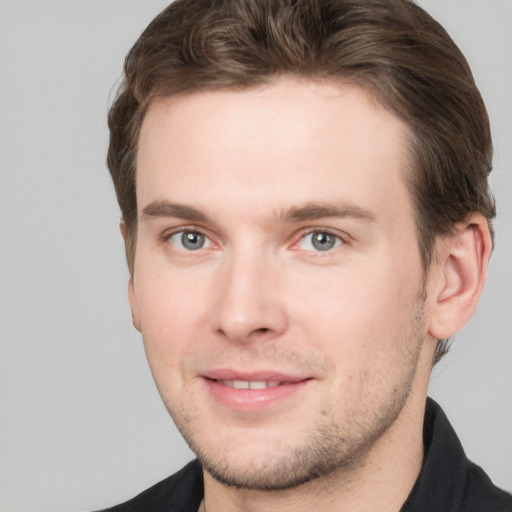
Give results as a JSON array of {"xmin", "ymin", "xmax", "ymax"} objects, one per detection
[{"xmin": 180, "ymin": 416, "xmax": 392, "ymax": 491}]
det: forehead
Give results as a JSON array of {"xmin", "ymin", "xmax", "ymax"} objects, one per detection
[{"xmin": 136, "ymin": 79, "xmax": 413, "ymax": 226}]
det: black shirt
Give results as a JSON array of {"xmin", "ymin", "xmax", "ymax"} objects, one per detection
[{"xmin": 98, "ymin": 398, "xmax": 512, "ymax": 511}]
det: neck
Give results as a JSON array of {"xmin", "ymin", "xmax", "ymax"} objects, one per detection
[{"xmin": 202, "ymin": 388, "xmax": 427, "ymax": 512}]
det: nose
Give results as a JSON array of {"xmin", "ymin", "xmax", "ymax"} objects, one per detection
[{"xmin": 211, "ymin": 250, "xmax": 289, "ymax": 344}]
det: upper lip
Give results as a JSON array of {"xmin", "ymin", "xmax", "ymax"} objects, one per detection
[{"xmin": 202, "ymin": 369, "xmax": 311, "ymax": 383}]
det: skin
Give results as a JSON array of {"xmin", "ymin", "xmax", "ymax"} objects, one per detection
[{"xmin": 127, "ymin": 78, "xmax": 491, "ymax": 511}]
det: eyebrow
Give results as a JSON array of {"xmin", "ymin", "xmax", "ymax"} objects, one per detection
[
  {"xmin": 140, "ymin": 199, "xmax": 376, "ymax": 224},
  {"xmin": 141, "ymin": 201, "xmax": 208, "ymax": 222},
  {"xmin": 280, "ymin": 202, "xmax": 376, "ymax": 223}
]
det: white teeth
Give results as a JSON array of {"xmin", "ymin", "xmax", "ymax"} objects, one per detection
[
  {"xmin": 220, "ymin": 380, "xmax": 281, "ymax": 389},
  {"xmin": 248, "ymin": 381, "xmax": 267, "ymax": 390},
  {"xmin": 233, "ymin": 380, "xmax": 250, "ymax": 389}
]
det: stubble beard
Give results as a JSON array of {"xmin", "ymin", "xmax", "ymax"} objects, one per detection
[{"xmin": 159, "ymin": 295, "xmax": 427, "ymax": 492}]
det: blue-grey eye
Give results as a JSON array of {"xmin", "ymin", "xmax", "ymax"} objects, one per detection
[
  {"xmin": 168, "ymin": 231, "xmax": 211, "ymax": 251},
  {"xmin": 299, "ymin": 231, "xmax": 342, "ymax": 252}
]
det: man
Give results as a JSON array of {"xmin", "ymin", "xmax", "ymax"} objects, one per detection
[{"xmin": 100, "ymin": 0, "xmax": 512, "ymax": 510}]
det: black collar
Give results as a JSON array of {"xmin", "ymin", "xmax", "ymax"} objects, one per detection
[{"xmin": 400, "ymin": 397, "xmax": 511, "ymax": 511}]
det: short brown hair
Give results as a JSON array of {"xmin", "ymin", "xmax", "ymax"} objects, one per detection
[{"xmin": 107, "ymin": 0, "xmax": 495, "ymax": 363}]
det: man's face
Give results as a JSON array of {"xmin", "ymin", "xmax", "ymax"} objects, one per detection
[{"xmin": 131, "ymin": 79, "xmax": 433, "ymax": 490}]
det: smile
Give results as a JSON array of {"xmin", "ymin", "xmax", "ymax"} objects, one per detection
[{"xmin": 203, "ymin": 373, "xmax": 313, "ymax": 411}]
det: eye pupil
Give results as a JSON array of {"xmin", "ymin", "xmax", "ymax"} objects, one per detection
[
  {"xmin": 181, "ymin": 231, "xmax": 204, "ymax": 250},
  {"xmin": 312, "ymin": 232, "xmax": 336, "ymax": 251}
]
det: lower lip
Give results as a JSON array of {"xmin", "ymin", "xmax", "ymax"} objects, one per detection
[{"xmin": 203, "ymin": 378, "xmax": 311, "ymax": 411}]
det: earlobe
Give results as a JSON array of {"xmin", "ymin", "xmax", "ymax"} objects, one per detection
[
  {"xmin": 128, "ymin": 277, "xmax": 142, "ymax": 332},
  {"xmin": 428, "ymin": 215, "xmax": 492, "ymax": 340}
]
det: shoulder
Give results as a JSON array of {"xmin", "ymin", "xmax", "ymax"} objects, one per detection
[
  {"xmin": 95, "ymin": 460, "xmax": 204, "ymax": 512},
  {"xmin": 459, "ymin": 461, "xmax": 512, "ymax": 512}
]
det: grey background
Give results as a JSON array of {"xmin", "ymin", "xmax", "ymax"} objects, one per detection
[{"xmin": 0, "ymin": 1, "xmax": 510, "ymax": 510}]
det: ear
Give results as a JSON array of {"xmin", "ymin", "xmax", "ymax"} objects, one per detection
[
  {"xmin": 120, "ymin": 220, "xmax": 142, "ymax": 332},
  {"xmin": 128, "ymin": 277, "xmax": 142, "ymax": 332},
  {"xmin": 428, "ymin": 215, "xmax": 492, "ymax": 340},
  {"xmin": 119, "ymin": 218, "xmax": 128, "ymax": 240}
]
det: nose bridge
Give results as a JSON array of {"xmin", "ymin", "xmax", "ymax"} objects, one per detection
[{"xmin": 212, "ymin": 242, "xmax": 287, "ymax": 342}]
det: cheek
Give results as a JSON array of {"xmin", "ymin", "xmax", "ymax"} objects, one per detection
[
  {"xmin": 136, "ymin": 258, "xmax": 211, "ymax": 327},
  {"xmin": 134, "ymin": 270, "xmax": 211, "ymax": 371},
  {"xmin": 290, "ymin": 257, "xmax": 421, "ymax": 354},
  {"xmin": 290, "ymin": 263, "xmax": 424, "ymax": 409}
]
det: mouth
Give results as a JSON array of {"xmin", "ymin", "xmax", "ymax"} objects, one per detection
[{"xmin": 202, "ymin": 371, "xmax": 312, "ymax": 411}]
